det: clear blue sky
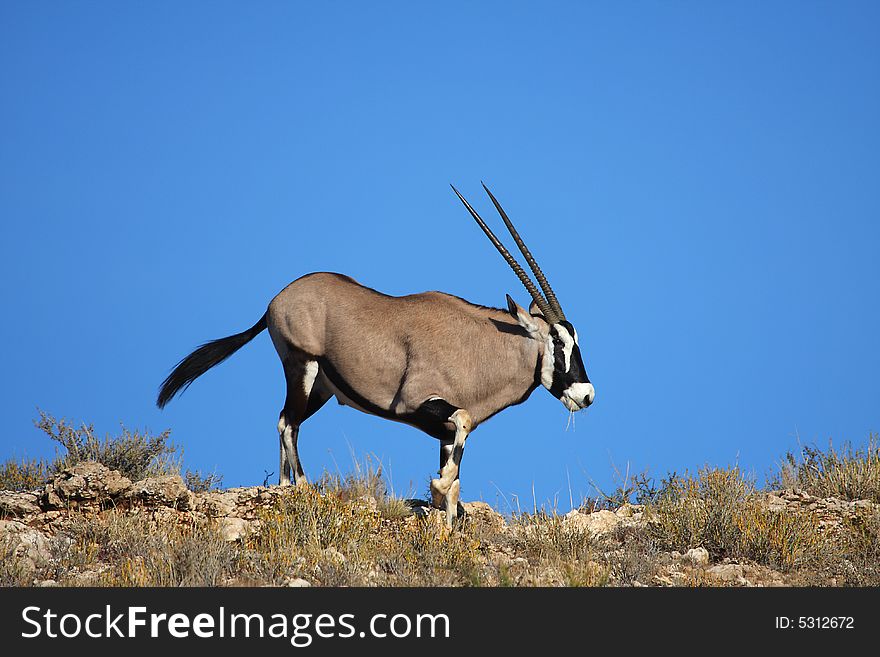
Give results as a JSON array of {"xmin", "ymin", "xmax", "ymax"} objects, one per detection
[{"xmin": 2, "ymin": 2, "xmax": 878, "ymax": 509}]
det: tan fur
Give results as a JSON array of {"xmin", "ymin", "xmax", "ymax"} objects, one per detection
[{"xmin": 266, "ymin": 272, "xmax": 544, "ymax": 429}]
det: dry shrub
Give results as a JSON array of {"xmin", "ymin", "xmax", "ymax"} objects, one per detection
[
  {"xmin": 184, "ymin": 470, "xmax": 224, "ymax": 493},
  {"xmin": 734, "ymin": 503, "xmax": 822, "ymax": 571},
  {"xmin": 374, "ymin": 516, "xmax": 485, "ymax": 586},
  {"xmin": 650, "ymin": 466, "xmax": 824, "ymax": 571},
  {"xmin": 583, "ymin": 469, "xmax": 662, "ymax": 510},
  {"xmin": 605, "ymin": 523, "xmax": 664, "ymax": 586},
  {"xmin": 0, "ymin": 534, "xmax": 34, "ymax": 586},
  {"xmin": 775, "ymin": 435, "xmax": 880, "ymax": 503},
  {"xmin": 246, "ymin": 486, "xmax": 380, "ymax": 585},
  {"xmin": 35, "ymin": 411, "xmax": 177, "ymax": 482},
  {"xmin": 650, "ymin": 466, "xmax": 751, "ymax": 557},
  {"xmin": 59, "ymin": 512, "xmax": 238, "ymax": 586},
  {"xmin": 828, "ymin": 509, "xmax": 880, "ymax": 586},
  {"xmin": 512, "ymin": 513, "xmax": 594, "ymax": 562},
  {"xmin": 0, "ymin": 457, "xmax": 53, "ymax": 492},
  {"xmin": 0, "ymin": 411, "xmax": 221, "ymax": 494},
  {"xmin": 248, "ymin": 484, "xmax": 486, "ymax": 587},
  {"xmin": 504, "ymin": 512, "xmax": 608, "ymax": 587}
]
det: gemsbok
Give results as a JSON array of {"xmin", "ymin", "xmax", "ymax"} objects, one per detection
[{"xmin": 157, "ymin": 184, "xmax": 595, "ymax": 527}]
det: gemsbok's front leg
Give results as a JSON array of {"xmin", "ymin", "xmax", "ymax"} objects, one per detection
[{"xmin": 429, "ymin": 408, "xmax": 472, "ymax": 529}]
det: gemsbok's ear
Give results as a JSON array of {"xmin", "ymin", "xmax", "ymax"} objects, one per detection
[
  {"xmin": 507, "ymin": 294, "xmax": 544, "ymax": 339},
  {"xmin": 528, "ymin": 299, "xmax": 545, "ymax": 319}
]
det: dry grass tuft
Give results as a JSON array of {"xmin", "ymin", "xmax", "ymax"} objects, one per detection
[
  {"xmin": 246, "ymin": 485, "xmax": 380, "ymax": 585},
  {"xmin": 56, "ymin": 512, "xmax": 238, "ymax": 586},
  {"xmin": 319, "ymin": 455, "xmax": 411, "ymax": 521}
]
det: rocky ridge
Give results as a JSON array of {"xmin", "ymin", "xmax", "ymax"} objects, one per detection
[{"xmin": 1, "ymin": 461, "xmax": 875, "ymax": 587}]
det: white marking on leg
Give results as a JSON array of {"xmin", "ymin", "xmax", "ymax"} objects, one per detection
[
  {"xmin": 277, "ymin": 415, "xmax": 291, "ymax": 486},
  {"xmin": 430, "ymin": 408, "xmax": 472, "ymax": 529},
  {"xmin": 445, "ymin": 479, "xmax": 461, "ymax": 525},
  {"xmin": 302, "ymin": 360, "xmax": 319, "ymax": 397},
  {"xmin": 279, "ymin": 421, "xmax": 300, "ymax": 487}
]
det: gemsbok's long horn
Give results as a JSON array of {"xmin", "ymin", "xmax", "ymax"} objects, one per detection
[
  {"xmin": 481, "ymin": 183, "xmax": 566, "ymax": 322},
  {"xmin": 451, "ymin": 184, "xmax": 558, "ymax": 323}
]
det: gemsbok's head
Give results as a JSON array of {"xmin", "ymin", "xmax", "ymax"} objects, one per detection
[{"xmin": 452, "ymin": 183, "xmax": 595, "ymax": 413}]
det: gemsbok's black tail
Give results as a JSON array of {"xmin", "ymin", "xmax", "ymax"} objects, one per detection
[{"xmin": 156, "ymin": 312, "xmax": 268, "ymax": 409}]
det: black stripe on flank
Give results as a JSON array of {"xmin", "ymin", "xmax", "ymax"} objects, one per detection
[
  {"xmin": 317, "ymin": 358, "xmax": 396, "ymax": 419},
  {"xmin": 317, "ymin": 358, "xmax": 456, "ymax": 440}
]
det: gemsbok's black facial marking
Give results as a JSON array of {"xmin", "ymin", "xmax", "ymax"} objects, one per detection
[
  {"xmin": 543, "ymin": 321, "xmax": 593, "ymax": 411},
  {"xmin": 547, "ymin": 327, "xmax": 569, "ymax": 399}
]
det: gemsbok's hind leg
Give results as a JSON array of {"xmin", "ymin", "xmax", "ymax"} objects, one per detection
[
  {"xmin": 277, "ymin": 354, "xmax": 331, "ymax": 486},
  {"xmin": 277, "ymin": 415, "xmax": 302, "ymax": 486}
]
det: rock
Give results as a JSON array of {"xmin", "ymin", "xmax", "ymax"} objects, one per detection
[
  {"xmin": 614, "ymin": 503, "xmax": 645, "ymax": 519},
  {"xmin": 286, "ymin": 578, "xmax": 311, "ymax": 587},
  {"xmin": 41, "ymin": 462, "xmax": 132, "ymax": 509},
  {"xmin": 564, "ymin": 509, "xmax": 621, "ymax": 537},
  {"xmin": 128, "ymin": 475, "xmax": 194, "ymax": 510},
  {"xmin": 764, "ymin": 494, "xmax": 787, "ymax": 512},
  {"xmin": 684, "ymin": 547, "xmax": 710, "ymax": 566},
  {"xmin": 462, "ymin": 501, "xmax": 506, "ymax": 532},
  {"xmin": 407, "ymin": 501, "xmax": 433, "ymax": 518},
  {"xmin": 0, "ymin": 519, "xmax": 52, "ymax": 574},
  {"xmin": 197, "ymin": 491, "xmax": 239, "ymax": 517},
  {"xmin": 0, "ymin": 490, "xmax": 42, "ymax": 518},
  {"xmin": 355, "ymin": 495, "xmax": 379, "ymax": 513},
  {"xmin": 653, "ymin": 574, "xmax": 675, "ymax": 586},
  {"xmin": 707, "ymin": 563, "xmax": 747, "ymax": 584},
  {"xmin": 217, "ymin": 517, "xmax": 250, "ymax": 542}
]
